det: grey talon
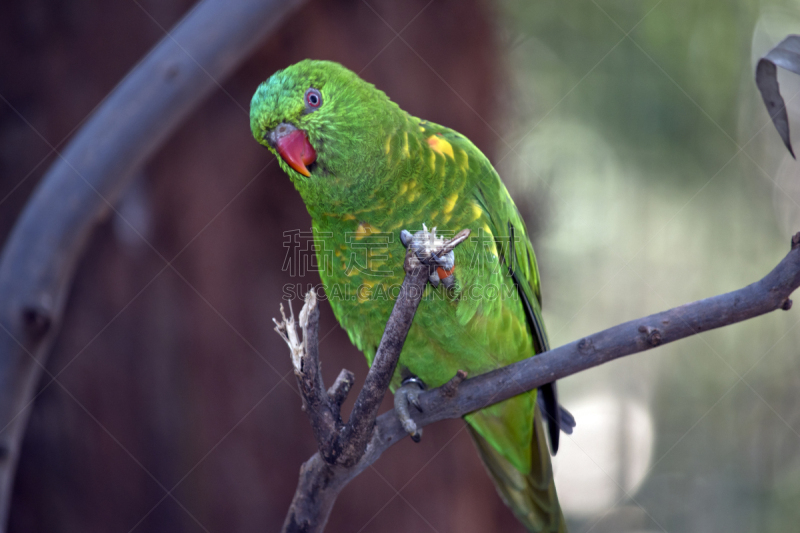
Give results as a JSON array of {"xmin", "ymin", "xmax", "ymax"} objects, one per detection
[
  {"xmin": 394, "ymin": 376, "xmax": 426, "ymax": 442},
  {"xmin": 408, "ymin": 390, "xmax": 423, "ymax": 412}
]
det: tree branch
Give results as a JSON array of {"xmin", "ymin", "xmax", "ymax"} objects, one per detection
[
  {"xmin": 280, "ymin": 231, "xmax": 800, "ymax": 533},
  {"xmin": 0, "ymin": 0, "xmax": 305, "ymax": 529},
  {"xmin": 278, "ymin": 228, "xmax": 470, "ymax": 532}
]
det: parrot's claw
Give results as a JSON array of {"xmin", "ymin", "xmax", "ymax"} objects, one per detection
[
  {"xmin": 400, "ymin": 224, "xmax": 457, "ymax": 288},
  {"xmin": 394, "ymin": 376, "xmax": 426, "ymax": 443}
]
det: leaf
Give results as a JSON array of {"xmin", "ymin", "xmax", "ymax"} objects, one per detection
[{"xmin": 756, "ymin": 35, "xmax": 800, "ymax": 159}]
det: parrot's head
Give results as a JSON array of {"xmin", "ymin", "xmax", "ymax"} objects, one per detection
[{"xmin": 250, "ymin": 60, "xmax": 401, "ymax": 212}]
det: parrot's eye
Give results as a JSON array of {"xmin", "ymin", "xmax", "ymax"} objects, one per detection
[{"xmin": 305, "ymin": 88, "xmax": 322, "ymax": 109}]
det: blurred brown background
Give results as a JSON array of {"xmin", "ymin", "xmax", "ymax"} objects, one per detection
[{"xmin": 0, "ymin": 0, "xmax": 517, "ymax": 532}]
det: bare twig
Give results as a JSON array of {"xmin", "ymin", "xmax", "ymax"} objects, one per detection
[
  {"xmin": 439, "ymin": 369, "xmax": 468, "ymax": 398},
  {"xmin": 0, "ymin": 0, "xmax": 305, "ymax": 529},
  {"xmin": 280, "ymin": 232, "xmax": 800, "ymax": 533},
  {"xmin": 327, "ymin": 369, "xmax": 355, "ymax": 420}
]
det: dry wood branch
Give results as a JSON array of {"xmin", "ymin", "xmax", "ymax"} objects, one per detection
[
  {"xmin": 327, "ymin": 369, "xmax": 355, "ymax": 411},
  {"xmin": 281, "ymin": 232, "xmax": 800, "ymax": 533},
  {"xmin": 0, "ymin": 0, "xmax": 305, "ymax": 529}
]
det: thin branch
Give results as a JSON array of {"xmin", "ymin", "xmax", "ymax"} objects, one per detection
[
  {"xmin": 337, "ymin": 263, "xmax": 429, "ymax": 466},
  {"xmin": 280, "ymin": 232, "xmax": 800, "ymax": 533},
  {"xmin": 327, "ymin": 370, "xmax": 356, "ymax": 404},
  {"xmin": 0, "ymin": 0, "xmax": 305, "ymax": 529}
]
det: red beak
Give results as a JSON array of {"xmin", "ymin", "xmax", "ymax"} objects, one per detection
[{"xmin": 275, "ymin": 129, "xmax": 317, "ymax": 177}]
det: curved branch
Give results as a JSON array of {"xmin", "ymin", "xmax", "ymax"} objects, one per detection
[
  {"xmin": 0, "ymin": 0, "xmax": 304, "ymax": 529},
  {"xmin": 282, "ymin": 232, "xmax": 800, "ymax": 533}
]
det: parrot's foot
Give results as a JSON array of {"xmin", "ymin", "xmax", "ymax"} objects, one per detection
[
  {"xmin": 400, "ymin": 225, "xmax": 461, "ymax": 288},
  {"xmin": 394, "ymin": 376, "xmax": 426, "ymax": 442}
]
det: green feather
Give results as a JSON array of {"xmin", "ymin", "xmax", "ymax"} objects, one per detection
[{"xmin": 251, "ymin": 60, "xmax": 566, "ymax": 532}]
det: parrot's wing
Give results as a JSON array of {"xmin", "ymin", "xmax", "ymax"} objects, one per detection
[
  {"xmin": 471, "ymin": 163, "xmax": 575, "ymax": 454},
  {"xmin": 418, "ymin": 120, "xmax": 569, "ymax": 528},
  {"xmin": 418, "ymin": 120, "xmax": 574, "ymax": 451},
  {"xmin": 507, "ymin": 219, "xmax": 577, "ymax": 450}
]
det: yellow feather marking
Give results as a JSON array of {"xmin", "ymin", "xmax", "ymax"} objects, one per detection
[
  {"xmin": 443, "ymin": 193, "xmax": 458, "ymax": 214},
  {"xmin": 386, "ymin": 221, "xmax": 403, "ymax": 231},
  {"xmin": 398, "ymin": 183, "xmax": 408, "ymax": 195},
  {"xmin": 471, "ymin": 202, "xmax": 483, "ymax": 221},
  {"xmin": 428, "ymin": 149, "xmax": 436, "ymax": 172},
  {"xmin": 457, "ymin": 149, "xmax": 469, "ymax": 172},
  {"xmin": 418, "ymin": 125, "xmax": 425, "ymax": 132},
  {"xmin": 408, "ymin": 179, "xmax": 417, "ymax": 189},
  {"xmin": 429, "ymin": 210, "xmax": 439, "ymax": 220},
  {"xmin": 482, "ymin": 223, "xmax": 498, "ymax": 257},
  {"xmin": 442, "ymin": 212, "xmax": 452, "ymax": 224},
  {"xmin": 355, "ymin": 222, "xmax": 378, "ymax": 240},
  {"xmin": 427, "ymin": 135, "xmax": 455, "ymax": 159},
  {"xmin": 384, "ymin": 134, "xmax": 392, "ymax": 155},
  {"xmin": 402, "ymin": 131, "xmax": 410, "ymax": 158},
  {"xmin": 342, "ymin": 213, "xmax": 356, "ymax": 221}
]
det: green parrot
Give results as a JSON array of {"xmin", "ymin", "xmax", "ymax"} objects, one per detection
[{"xmin": 250, "ymin": 60, "xmax": 573, "ymax": 532}]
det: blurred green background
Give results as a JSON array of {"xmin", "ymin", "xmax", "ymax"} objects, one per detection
[{"xmin": 496, "ymin": 0, "xmax": 800, "ymax": 531}]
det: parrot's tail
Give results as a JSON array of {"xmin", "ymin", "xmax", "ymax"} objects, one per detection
[{"xmin": 468, "ymin": 405, "xmax": 567, "ymax": 532}]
